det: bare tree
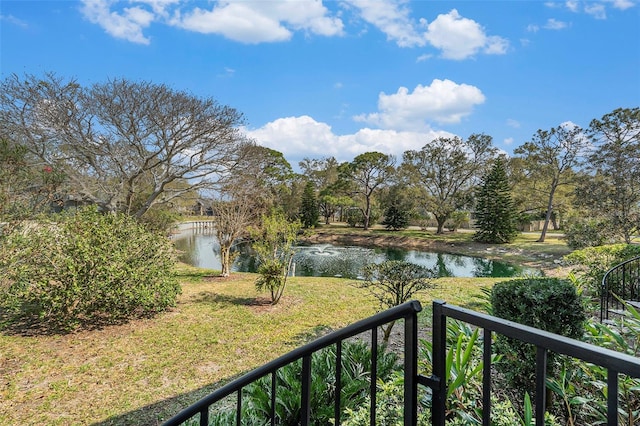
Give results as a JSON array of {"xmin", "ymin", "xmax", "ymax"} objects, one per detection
[{"xmin": 0, "ymin": 73, "xmax": 252, "ymax": 218}]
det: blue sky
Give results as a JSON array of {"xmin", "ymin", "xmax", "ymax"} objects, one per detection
[{"xmin": 2, "ymin": 0, "xmax": 639, "ymax": 167}]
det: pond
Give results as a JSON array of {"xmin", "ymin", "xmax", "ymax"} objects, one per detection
[{"xmin": 172, "ymin": 230, "xmax": 539, "ymax": 279}]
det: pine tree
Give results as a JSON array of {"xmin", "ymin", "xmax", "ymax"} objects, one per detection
[
  {"xmin": 473, "ymin": 157, "xmax": 519, "ymax": 243},
  {"xmin": 300, "ymin": 180, "xmax": 319, "ymax": 228}
]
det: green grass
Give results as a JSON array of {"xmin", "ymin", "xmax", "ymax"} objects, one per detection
[{"xmin": 0, "ymin": 227, "xmax": 573, "ymax": 425}]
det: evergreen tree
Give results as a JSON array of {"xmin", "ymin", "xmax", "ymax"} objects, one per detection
[
  {"xmin": 473, "ymin": 157, "xmax": 519, "ymax": 243},
  {"xmin": 381, "ymin": 185, "xmax": 411, "ymax": 230},
  {"xmin": 300, "ymin": 180, "xmax": 319, "ymax": 228}
]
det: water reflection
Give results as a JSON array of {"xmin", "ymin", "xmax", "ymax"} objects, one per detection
[{"xmin": 172, "ymin": 231, "xmax": 538, "ymax": 279}]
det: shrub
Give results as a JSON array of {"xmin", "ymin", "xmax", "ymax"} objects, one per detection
[
  {"xmin": 563, "ymin": 216, "xmax": 616, "ymax": 249},
  {"xmin": 0, "ymin": 207, "xmax": 180, "ymax": 330},
  {"xmin": 563, "ymin": 243, "xmax": 640, "ymax": 296},
  {"xmin": 489, "ymin": 278, "xmax": 586, "ymax": 396}
]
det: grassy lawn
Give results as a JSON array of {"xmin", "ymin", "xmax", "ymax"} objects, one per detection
[{"xmin": 0, "ymin": 262, "xmax": 509, "ymax": 425}]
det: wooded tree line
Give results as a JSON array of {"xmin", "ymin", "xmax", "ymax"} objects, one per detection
[{"xmin": 1, "ymin": 73, "xmax": 638, "ymax": 259}]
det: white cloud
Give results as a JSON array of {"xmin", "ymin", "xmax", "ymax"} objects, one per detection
[
  {"xmin": 565, "ymin": 1, "xmax": 580, "ymax": 12},
  {"xmin": 503, "ymin": 137, "xmax": 514, "ymax": 145},
  {"xmin": 607, "ymin": 0, "xmax": 637, "ymax": 10},
  {"xmin": 81, "ymin": 0, "xmax": 155, "ymax": 44},
  {"xmin": 343, "ymin": 0, "xmax": 426, "ymax": 47},
  {"xmin": 172, "ymin": 0, "xmax": 344, "ymax": 43},
  {"xmin": 245, "ymin": 115, "xmax": 453, "ymax": 164},
  {"xmin": 526, "ymin": 24, "xmax": 540, "ymax": 32},
  {"xmin": 416, "ymin": 53, "xmax": 433, "ymax": 62},
  {"xmin": 424, "ymin": 9, "xmax": 509, "ymax": 60},
  {"xmin": 354, "ymin": 79, "xmax": 485, "ymax": 131},
  {"xmin": 0, "ymin": 14, "xmax": 29, "ymax": 28},
  {"xmin": 506, "ymin": 119, "xmax": 521, "ymax": 128},
  {"xmin": 585, "ymin": 4, "xmax": 607, "ymax": 19},
  {"xmin": 544, "ymin": 18, "xmax": 569, "ymax": 29},
  {"xmin": 81, "ymin": 0, "xmax": 343, "ymax": 44}
]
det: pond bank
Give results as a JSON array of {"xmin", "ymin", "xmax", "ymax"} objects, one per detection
[{"xmin": 301, "ymin": 230, "xmax": 571, "ymax": 277}]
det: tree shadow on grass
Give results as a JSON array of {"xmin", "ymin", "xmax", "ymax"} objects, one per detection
[
  {"xmin": 90, "ymin": 376, "xmax": 241, "ymax": 426},
  {"xmin": 189, "ymin": 291, "xmax": 271, "ymax": 308}
]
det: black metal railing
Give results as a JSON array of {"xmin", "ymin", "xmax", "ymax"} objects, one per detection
[
  {"xmin": 601, "ymin": 255, "xmax": 640, "ymax": 321},
  {"xmin": 429, "ymin": 300, "xmax": 640, "ymax": 426},
  {"xmin": 164, "ymin": 300, "xmax": 640, "ymax": 426},
  {"xmin": 162, "ymin": 300, "xmax": 422, "ymax": 426}
]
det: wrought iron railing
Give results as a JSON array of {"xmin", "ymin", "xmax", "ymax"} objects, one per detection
[
  {"xmin": 163, "ymin": 300, "xmax": 640, "ymax": 426},
  {"xmin": 163, "ymin": 300, "xmax": 422, "ymax": 426},
  {"xmin": 601, "ymin": 255, "xmax": 640, "ymax": 321}
]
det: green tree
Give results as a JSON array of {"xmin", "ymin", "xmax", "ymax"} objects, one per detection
[
  {"xmin": 0, "ymin": 137, "xmax": 66, "ymax": 226},
  {"xmin": 381, "ymin": 184, "xmax": 412, "ymax": 231},
  {"xmin": 338, "ymin": 152, "xmax": 395, "ymax": 230},
  {"xmin": 473, "ymin": 157, "xmax": 519, "ymax": 243},
  {"xmin": 514, "ymin": 124, "xmax": 587, "ymax": 242},
  {"xmin": 252, "ymin": 211, "xmax": 302, "ymax": 305},
  {"xmin": 357, "ymin": 260, "xmax": 435, "ymax": 343},
  {"xmin": 402, "ymin": 134, "xmax": 497, "ymax": 234},
  {"xmin": 300, "ymin": 180, "xmax": 319, "ymax": 228},
  {"xmin": 580, "ymin": 107, "xmax": 640, "ymax": 243}
]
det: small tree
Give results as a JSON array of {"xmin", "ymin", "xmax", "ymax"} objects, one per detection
[
  {"xmin": 473, "ymin": 157, "xmax": 519, "ymax": 243},
  {"xmin": 252, "ymin": 211, "xmax": 302, "ymax": 304},
  {"xmin": 357, "ymin": 260, "xmax": 435, "ymax": 343},
  {"xmin": 300, "ymin": 180, "xmax": 319, "ymax": 228}
]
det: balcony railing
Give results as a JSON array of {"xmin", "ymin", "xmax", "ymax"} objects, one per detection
[
  {"xmin": 601, "ymin": 255, "xmax": 640, "ymax": 321},
  {"xmin": 163, "ymin": 300, "xmax": 640, "ymax": 426}
]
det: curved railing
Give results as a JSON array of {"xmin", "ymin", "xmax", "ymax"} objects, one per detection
[{"xmin": 601, "ymin": 256, "xmax": 640, "ymax": 321}]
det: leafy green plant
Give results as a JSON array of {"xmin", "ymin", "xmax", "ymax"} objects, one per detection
[
  {"xmin": 252, "ymin": 210, "xmax": 302, "ymax": 304},
  {"xmin": 208, "ymin": 341, "xmax": 400, "ymax": 425},
  {"xmin": 564, "ymin": 243, "xmax": 640, "ymax": 297},
  {"xmin": 0, "ymin": 207, "xmax": 180, "ymax": 331},
  {"xmin": 489, "ymin": 278, "xmax": 586, "ymax": 396}
]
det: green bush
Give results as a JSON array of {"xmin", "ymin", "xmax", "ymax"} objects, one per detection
[
  {"xmin": 563, "ymin": 216, "xmax": 616, "ymax": 249},
  {"xmin": 0, "ymin": 207, "xmax": 180, "ymax": 330},
  {"xmin": 489, "ymin": 278, "xmax": 586, "ymax": 396},
  {"xmin": 563, "ymin": 243, "xmax": 640, "ymax": 296}
]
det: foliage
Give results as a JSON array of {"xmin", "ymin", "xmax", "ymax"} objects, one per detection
[
  {"xmin": 563, "ymin": 243, "xmax": 640, "ymax": 295},
  {"xmin": 0, "ymin": 72, "xmax": 249, "ymax": 218},
  {"xmin": 445, "ymin": 210, "xmax": 469, "ymax": 232},
  {"xmin": 489, "ymin": 278, "xmax": 586, "ymax": 395},
  {"xmin": 544, "ymin": 303, "xmax": 640, "ymax": 425},
  {"xmin": 563, "ymin": 215, "xmax": 617, "ymax": 249},
  {"xmin": 338, "ymin": 151, "xmax": 395, "ymax": 230},
  {"xmin": 0, "ymin": 137, "xmax": 66, "ymax": 226},
  {"xmin": 357, "ymin": 260, "xmax": 435, "ymax": 343},
  {"xmin": 513, "ymin": 123, "xmax": 587, "ymax": 242},
  {"xmin": 0, "ymin": 207, "xmax": 180, "ymax": 330},
  {"xmin": 208, "ymin": 341, "xmax": 400, "ymax": 425},
  {"xmin": 300, "ymin": 180, "xmax": 319, "ymax": 228},
  {"xmin": 139, "ymin": 206, "xmax": 180, "ymax": 234},
  {"xmin": 402, "ymin": 134, "xmax": 497, "ymax": 234},
  {"xmin": 252, "ymin": 210, "xmax": 302, "ymax": 304},
  {"xmin": 473, "ymin": 157, "xmax": 519, "ymax": 243},
  {"xmin": 344, "ymin": 206, "xmax": 381, "ymax": 228},
  {"xmin": 380, "ymin": 184, "xmax": 414, "ymax": 231},
  {"xmin": 583, "ymin": 107, "xmax": 640, "ymax": 244}
]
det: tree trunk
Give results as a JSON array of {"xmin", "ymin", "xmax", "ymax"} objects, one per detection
[
  {"xmin": 435, "ymin": 215, "xmax": 446, "ymax": 234},
  {"xmin": 538, "ymin": 184, "xmax": 557, "ymax": 243},
  {"xmin": 220, "ymin": 245, "xmax": 231, "ymax": 277}
]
